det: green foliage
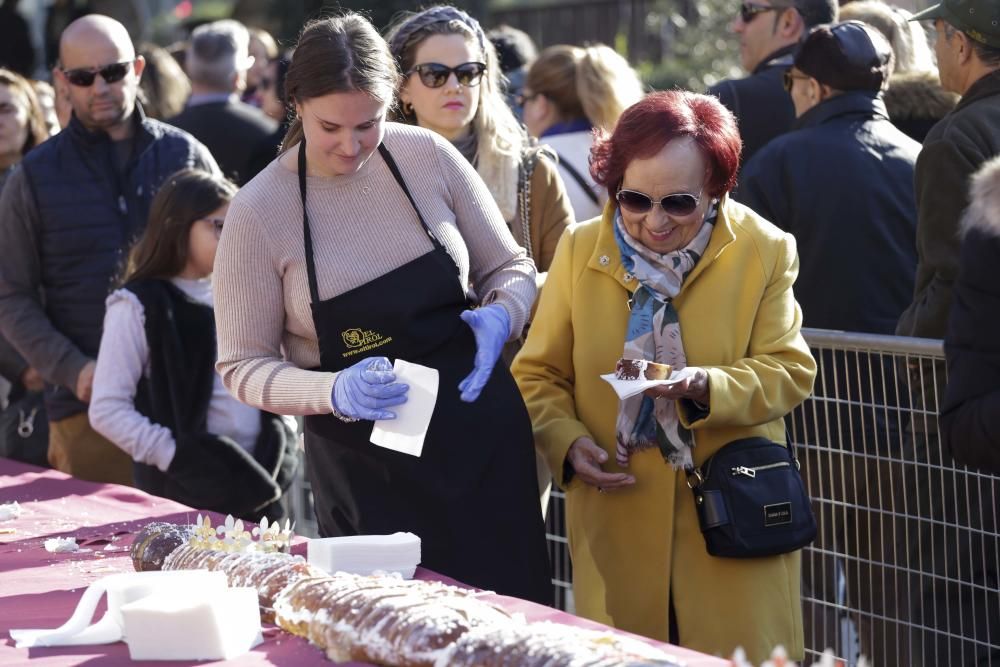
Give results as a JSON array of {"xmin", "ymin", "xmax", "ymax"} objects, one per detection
[{"xmin": 637, "ymin": 0, "xmax": 744, "ymax": 92}]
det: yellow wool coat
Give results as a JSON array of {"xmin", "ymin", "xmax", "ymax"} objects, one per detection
[{"xmin": 511, "ymin": 197, "xmax": 817, "ymax": 663}]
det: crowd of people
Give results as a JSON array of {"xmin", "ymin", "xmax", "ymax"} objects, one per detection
[{"xmin": 0, "ymin": 0, "xmax": 998, "ymax": 663}]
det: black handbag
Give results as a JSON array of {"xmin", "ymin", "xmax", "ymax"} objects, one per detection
[{"xmin": 685, "ymin": 436, "xmax": 816, "ymax": 558}]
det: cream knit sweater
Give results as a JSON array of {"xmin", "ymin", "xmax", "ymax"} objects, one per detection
[{"xmin": 213, "ymin": 123, "xmax": 537, "ymax": 416}]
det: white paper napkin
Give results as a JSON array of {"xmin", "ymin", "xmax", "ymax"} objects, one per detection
[
  {"xmin": 10, "ymin": 570, "xmax": 227, "ymax": 648},
  {"xmin": 370, "ymin": 359, "xmax": 438, "ymax": 457},
  {"xmin": 308, "ymin": 532, "xmax": 422, "ymax": 579},
  {"xmin": 600, "ymin": 366, "xmax": 700, "ymax": 400}
]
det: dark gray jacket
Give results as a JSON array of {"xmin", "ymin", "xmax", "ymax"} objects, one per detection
[
  {"xmin": 897, "ymin": 69, "xmax": 1000, "ymax": 339},
  {"xmin": 0, "ymin": 104, "xmax": 218, "ymax": 420}
]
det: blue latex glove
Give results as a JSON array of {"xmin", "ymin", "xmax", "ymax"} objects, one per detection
[
  {"xmin": 331, "ymin": 357, "xmax": 408, "ymax": 421},
  {"xmin": 458, "ymin": 304, "xmax": 511, "ymax": 403}
]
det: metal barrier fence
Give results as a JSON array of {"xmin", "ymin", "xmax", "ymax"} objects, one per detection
[{"xmin": 290, "ymin": 328, "xmax": 1000, "ymax": 665}]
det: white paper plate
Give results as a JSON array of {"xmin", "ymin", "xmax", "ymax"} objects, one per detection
[{"xmin": 600, "ymin": 366, "xmax": 699, "ymax": 400}]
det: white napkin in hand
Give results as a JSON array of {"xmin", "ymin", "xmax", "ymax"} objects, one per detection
[
  {"xmin": 308, "ymin": 532, "xmax": 421, "ymax": 579},
  {"xmin": 370, "ymin": 359, "xmax": 438, "ymax": 457},
  {"xmin": 600, "ymin": 366, "xmax": 700, "ymax": 400}
]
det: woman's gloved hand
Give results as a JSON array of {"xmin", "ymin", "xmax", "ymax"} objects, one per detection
[
  {"xmin": 331, "ymin": 357, "xmax": 409, "ymax": 421},
  {"xmin": 458, "ymin": 304, "xmax": 511, "ymax": 403}
]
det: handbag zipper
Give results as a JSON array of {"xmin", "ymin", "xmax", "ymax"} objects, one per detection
[{"xmin": 731, "ymin": 461, "xmax": 790, "ymax": 478}]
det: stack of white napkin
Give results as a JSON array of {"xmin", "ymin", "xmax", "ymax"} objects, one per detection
[{"xmin": 308, "ymin": 532, "xmax": 421, "ymax": 579}]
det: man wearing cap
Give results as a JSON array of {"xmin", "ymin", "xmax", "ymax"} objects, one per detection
[
  {"xmin": 897, "ymin": 7, "xmax": 1000, "ymax": 662},
  {"xmin": 167, "ymin": 20, "xmax": 278, "ymax": 186},
  {"xmin": 0, "ymin": 15, "xmax": 218, "ymax": 485},
  {"xmin": 739, "ymin": 22, "xmax": 921, "ymax": 664},
  {"xmin": 899, "ymin": 0, "xmax": 1000, "ymax": 339},
  {"xmin": 708, "ymin": 0, "xmax": 837, "ymax": 170},
  {"xmin": 739, "ymin": 21, "xmax": 919, "ymax": 335}
]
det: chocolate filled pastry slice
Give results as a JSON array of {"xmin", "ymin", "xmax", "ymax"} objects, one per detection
[{"xmin": 615, "ymin": 358, "xmax": 672, "ymax": 381}]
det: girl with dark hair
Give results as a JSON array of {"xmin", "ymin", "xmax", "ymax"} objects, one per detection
[
  {"xmin": 213, "ymin": 13, "xmax": 550, "ymax": 603},
  {"xmin": 89, "ymin": 168, "xmax": 298, "ymax": 522},
  {"xmin": 512, "ymin": 91, "xmax": 816, "ymax": 661}
]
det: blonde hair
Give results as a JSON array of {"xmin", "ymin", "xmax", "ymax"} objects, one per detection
[
  {"xmin": 386, "ymin": 6, "xmax": 526, "ymax": 166},
  {"xmin": 839, "ymin": 2, "xmax": 936, "ymax": 74},
  {"xmin": 525, "ymin": 44, "xmax": 644, "ymax": 132}
]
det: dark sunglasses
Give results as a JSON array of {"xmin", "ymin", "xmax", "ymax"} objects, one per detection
[
  {"xmin": 782, "ymin": 70, "xmax": 811, "ymax": 92},
  {"xmin": 409, "ymin": 62, "xmax": 487, "ymax": 89},
  {"xmin": 617, "ymin": 188, "xmax": 702, "ymax": 217},
  {"xmin": 738, "ymin": 2, "xmax": 781, "ymax": 23},
  {"xmin": 62, "ymin": 61, "xmax": 132, "ymax": 87}
]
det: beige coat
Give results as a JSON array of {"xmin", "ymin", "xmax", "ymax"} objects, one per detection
[{"xmin": 512, "ymin": 198, "xmax": 817, "ymax": 662}]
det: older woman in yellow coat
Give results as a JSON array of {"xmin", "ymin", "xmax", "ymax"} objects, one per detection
[{"xmin": 512, "ymin": 90, "xmax": 817, "ymax": 663}]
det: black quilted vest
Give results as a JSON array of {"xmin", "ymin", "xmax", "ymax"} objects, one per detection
[{"xmin": 20, "ymin": 105, "xmax": 212, "ymax": 420}]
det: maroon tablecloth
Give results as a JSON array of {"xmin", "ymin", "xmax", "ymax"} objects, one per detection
[{"xmin": 0, "ymin": 458, "xmax": 727, "ymax": 666}]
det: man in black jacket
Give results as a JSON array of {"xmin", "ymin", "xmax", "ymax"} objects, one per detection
[
  {"xmin": 708, "ymin": 0, "xmax": 837, "ymax": 171},
  {"xmin": 739, "ymin": 21, "xmax": 920, "ymax": 335},
  {"xmin": 0, "ymin": 15, "xmax": 218, "ymax": 484},
  {"xmin": 168, "ymin": 20, "xmax": 277, "ymax": 186},
  {"xmin": 899, "ymin": 0, "xmax": 1000, "ymax": 339},
  {"xmin": 943, "ymin": 154, "xmax": 1000, "ymax": 474}
]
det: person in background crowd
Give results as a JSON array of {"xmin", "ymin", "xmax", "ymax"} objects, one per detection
[
  {"xmin": 0, "ymin": 14, "xmax": 218, "ymax": 485},
  {"xmin": 897, "ymin": 0, "xmax": 1000, "ymax": 340},
  {"xmin": 387, "ymin": 5, "xmax": 576, "ymax": 516},
  {"xmin": 387, "ymin": 6, "xmax": 574, "ymax": 283},
  {"xmin": 259, "ymin": 53, "xmax": 291, "ymax": 124},
  {"xmin": 244, "ymin": 27, "xmax": 279, "ymax": 108},
  {"xmin": 708, "ymin": 0, "xmax": 837, "ymax": 172},
  {"xmin": 840, "ymin": 0, "xmax": 958, "ymax": 141},
  {"xmin": 89, "ymin": 168, "xmax": 297, "ymax": 521},
  {"xmin": 739, "ymin": 22, "xmax": 920, "ymax": 664},
  {"xmin": 740, "ymin": 21, "xmax": 919, "ymax": 334},
  {"xmin": 30, "ymin": 81, "xmax": 61, "ymax": 136},
  {"xmin": 246, "ymin": 52, "xmax": 293, "ymax": 178},
  {"xmin": 512, "ymin": 91, "xmax": 816, "ymax": 662},
  {"xmin": 212, "ymin": 13, "xmax": 551, "ymax": 603},
  {"xmin": 0, "ymin": 0, "xmax": 35, "ymax": 78},
  {"xmin": 0, "ymin": 68, "xmax": 51, "ymax": 467},
  {"xmin": 521, "ymin": 43, "xmax": 644, "ymax": 221},
  {"xmin": 168, "ymin": 20, "xmax": 277, "ymax": 186},
  {"xmin": 932, "ymin": 155, "xmax": 1000, "ymax": 667},
  {"xmin": 0, "ymin": 69, "xmax": 49, "ymax": 189},
  {"xmin": 486, "ymin": 24, "xmax": 537, "ymax": 118},
  {"xmin": 137, "ymin": 42, "xmax": 191, "ymax": 120},
  {"xmin": 942, "ymin": 153, "xmax": 1000, "ymax": 475}
]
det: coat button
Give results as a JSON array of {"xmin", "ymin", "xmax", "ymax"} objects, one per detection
[
  {"xmin": 599, "ymin": 255, "xmax": 610, "ymax": 266},
  {"xmin": 624, "ymin": 272, "xmax": 633, "ymax": 282}
]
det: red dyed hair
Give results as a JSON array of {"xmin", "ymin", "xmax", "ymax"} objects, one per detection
[{"xmin": 590, "ymin": 90, "xmax": 742, "ymax": 200}]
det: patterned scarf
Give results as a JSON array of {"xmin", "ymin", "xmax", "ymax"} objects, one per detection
[{"xmin": 613, "ymin": 203, "xmax": 716, "ymax": 469}]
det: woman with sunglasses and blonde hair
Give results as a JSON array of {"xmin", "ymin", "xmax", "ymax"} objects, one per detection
[
  {"xmin": 521, "ymin": 44, "xmax": 644, "ymax": 221},
  {"xmin": 89, "ymin": 168, "xmax": 298, "ymax": 522},
  {"xmin": 387, "ymin": 6, "xmax": 574, "ymax": 278},
  {"xmin": 387, "ymin": 6, "xmax": 576, "ymax": 516},
  {"xmin": 512, "ymin": 91, "xmax": 816, "ymax": 661}
]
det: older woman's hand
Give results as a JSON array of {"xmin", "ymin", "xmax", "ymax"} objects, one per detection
[
  {"xmin": 643, "ymin": 366, "xmax": 710, "ymax": 404},
  {"xmin": 567, "ymin": 437, "xmax": 636, "ymax": 492}
]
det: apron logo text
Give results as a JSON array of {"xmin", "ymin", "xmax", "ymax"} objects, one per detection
[{"xmin": 341, "ymin": 328, "xmax": 393, "ymax": 358}]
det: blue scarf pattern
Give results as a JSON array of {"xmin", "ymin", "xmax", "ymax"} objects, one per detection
[{"xmin": 612, "ymin": 203, "xmax": 716, "ymax": 468}]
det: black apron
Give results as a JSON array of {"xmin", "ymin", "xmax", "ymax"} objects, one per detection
[{"xmin": 298, "ymin": 140, "xmax": 551, "ymax": 604}]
